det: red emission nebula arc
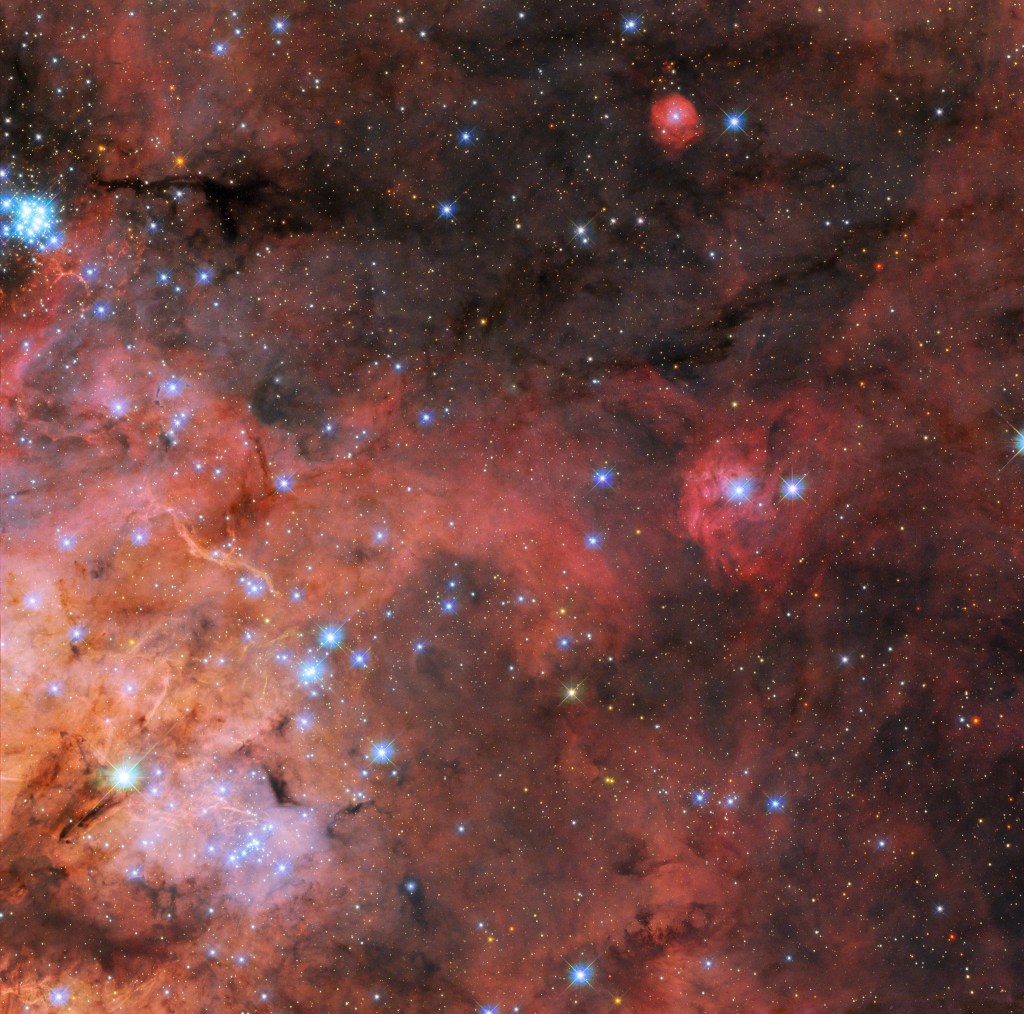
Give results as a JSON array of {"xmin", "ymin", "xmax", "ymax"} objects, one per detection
[{"xmin": 2, "ymin": 0, "xmax": 1024, "ymax": 1012}]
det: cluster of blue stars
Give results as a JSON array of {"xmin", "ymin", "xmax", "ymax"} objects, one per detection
[
  {"xmin": 1, "ymin": 193, "xmax": 61, "ymax": 250},
  {"xmin": 297, "ymin": 657, "xmax": 326, "ymax": 686},
  {"xmin": 239, "ymin": 575, "xmax": 267, "ymax": 598},
  {"xmin": 686, "ymin": 788, "xmax": 781, "ymax": 811}
]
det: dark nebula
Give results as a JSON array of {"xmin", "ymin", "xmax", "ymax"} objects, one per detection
[{"xmin": 1, "ymin": 0, "xmax": 1023, "ymax": 1011}]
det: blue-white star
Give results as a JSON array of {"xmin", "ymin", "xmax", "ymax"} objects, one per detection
[
  {"xmin": 780, "ymin": 476, "xmax": 806, "ymax": 501},
  {"xmin": 568, "ymin": 963, "xmax": 594, "ymax": 986},
  {"xmin": 726, "ymin": 479, "xmax": 752, "ymax": 503},
  {"xmin": 371, "ymin": 740, "xmax": 395, "ymax": 764},
  {"xmin": 319, "ymin": 626, "xmax": 345, "ymax": 649}
]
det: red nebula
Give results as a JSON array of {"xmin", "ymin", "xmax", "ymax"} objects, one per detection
[{"xmin": 650, "ymin": 93, "xmax": 703, "ymax": 153}]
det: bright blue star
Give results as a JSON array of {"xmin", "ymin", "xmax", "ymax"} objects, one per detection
[
  {"xmin": 274, "ymin": 474, "xmax": 294, "ymax": 493},
  {"xmin": 212, "ymin": 41, "xmax": 228, "ymax": 56},
  {"xmin": 568, "ymin": 963, "xmax": 594, "ymax": 986},
  {"xmin": 271, "ymin": 17, "xmax": 289, "ymax": 33},
  {"xmin": 767, "ymin": 796, "xmax": 785, "ymax": 813},
  {"xmin": 726, "ymin": 479, "xmax": 751, "ymax": 503},
  {"xmin": 319, "ymin": 626, "xmax": 345, "ymax": 649},
  {"xmin": 196, "ymin": 268, "xmax": 213, "ymax": 284},
  {"xmin": 585, "ymin": 532, "xmax": 603, "ymax": 549},
  {"xmin": 109, "ymin": 762, "xmax": 142, "ymax": 791},
  {"xmin": 622, "ymin": 15, "xmax": 641, "ymax": 33},
  {"xmin": 593, "ymin": 468, "xmax": 614, "ymax": 488},
  {"xmin": 93, "ymin": 302, "xmax": 111, "ymax": 318},
  {"xmin": 350, "ymin": 649, "xmax": 369, "ymax": 668},
  {"xmin": 725, "ymin": 112, "xmax": 745, "ymax": 131},
  {"xmin": 371, "ymin": 740, "xmax": 395, "ymax": 764},
  {"xmin": 438, "ymin": 201, "xmax": 457, "ymax": 219},
  {"xmin": 48, "ymin": 987, "xmax": 71, "ymax": 1008},
  {"xmin": 457, "ymin": 128, "xmax": 477, "ymax": 146},
  {"xmin": 691, "ymin": 789, "xmax": 707, "ymax": 806},
  {"xmin": 441, "ymin": 599, "xmax": 458, "ymax": 614},
  {"xmin": 781, "ymin": 476, "xmax": 805, "ymax": 500}
]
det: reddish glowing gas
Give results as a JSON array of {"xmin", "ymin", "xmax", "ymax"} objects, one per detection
[{"xmin": 650, "ymin": 93, "xmax": 703, "ymax": 153}]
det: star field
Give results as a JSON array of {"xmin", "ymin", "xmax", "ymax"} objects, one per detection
[{"xmin": 1, "ymin": 0, "xmax": 1024, "ymax": 1012}]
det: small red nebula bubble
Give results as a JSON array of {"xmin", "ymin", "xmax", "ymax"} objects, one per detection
[{"xmin": 650, "ymin": 93, "xmax": 702, "ymax": 153}]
